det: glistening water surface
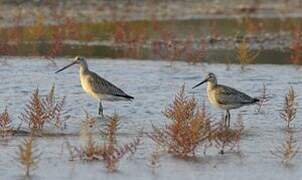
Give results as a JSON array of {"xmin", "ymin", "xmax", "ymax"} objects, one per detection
[{"xmin": 0, "ymin": 57, "xmax": 302, "ymax": 179}]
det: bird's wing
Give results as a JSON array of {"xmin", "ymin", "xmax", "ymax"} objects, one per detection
[
  {"xmin": 87, "ymin": 72, "xmax": 133, "ymax": 99},
  {"xmin": 215, "ymin": 85, "xmax": 255, "ymax": 105}
]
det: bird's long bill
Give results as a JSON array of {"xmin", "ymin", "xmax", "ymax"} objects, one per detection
[
  {"xmin": 55, "ymin": 61, "xmax": 77, "ymax": 73},
  {"xmin": 192, "ymin": 79, "xmax": 208, "ymax": 89}
]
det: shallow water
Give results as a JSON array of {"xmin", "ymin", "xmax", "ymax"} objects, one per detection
[{"xmin": 1, "ymin": 57, "xmax": 302, "ymax": 179}]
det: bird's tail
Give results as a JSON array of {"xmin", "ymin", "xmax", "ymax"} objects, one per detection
[
  {"xmin": 126, "ymin": 95, "xmax": 134, "ymax": 101},
  {"xmin": 242, "ymin": 98, "xmax": 259, "ymax": 105},
  {"xmin": 252, "ymin": 98, "xmax": 260, "ymax": 103},
  {"xmin": 115, "ymin": 94, "xmax": 134, "ymax": 101}
]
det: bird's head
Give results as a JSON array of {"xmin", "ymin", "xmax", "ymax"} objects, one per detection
[
  {"xmin": 74, "ymin": 56, "xmax": 86, "ymax": 65},
  {"xmin": 192, "ymin": 72, "xmax": 217, "ymax": 89},
  {"xmin": 55, "ymin": 56, "xmax": 87, "ymax": 73}
]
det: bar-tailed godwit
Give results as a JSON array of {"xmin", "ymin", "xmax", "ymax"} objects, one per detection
[
  {"xmin": 193, "ymin": 72, "xmax": 258, "ymax": 127},
  {"xmin": 55, "ymin": 56, "xmax": 134, "ymax": 117}
]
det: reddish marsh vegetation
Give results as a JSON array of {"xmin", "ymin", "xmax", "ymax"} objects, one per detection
[
  {"xmin": 183, "ymin": 34, "xmax": 207, "ymax": 64},
  {"xmin": 0, "ymin": 6, "xmax": 92, "ymax": 62},
  {"xmin": 212, "ymin": 114, "xmax": 244, "ymax": 154},
  {"xmin": 0, "ymin": 107, "xmax": 13, "ymax": 138},
  {"xmin": 148, "ymin": 85, "xmax": 212, "ymax": 158},
  {"xmin": 68, "ymin": 113, "xmax": 142, "ymax": 172},
  {"xmin": 271, "ymin": 131, "xmax": 299, "ymax": 166},
  {"xmin": 16, "ymin": 136, "xmax": 41, "ymax": 176},
  {"xmin": 0, "ymin": 1, "xmax": 301, "ymax": 66},
  {"xmin": 111, "ymin": 21, "xmax": 147, "ymax": 59},
  {"xmin": 290, "ymin": 28, "xmax": 302, "ymax": 65},
  {"xmin": 151, "ymin": 32, "xmax": 207, "ymax": 64},
  {"xmin": 19, "ymin": 85, "xmax": 66, "ymax": 135},
  {"xmin": 235, "ymin": 38, "xmax": 260, "ymax": 71},
  {"xmin": 148, "ymin": 85, "xmax": 246, "ymax": 158},
  {"xmin": 272, "ymin": 86, "xmax": 299, "ymax": 166},
  {"xmin": 280, "ymin": 86, "xmax": 297, "ymax": 128}
]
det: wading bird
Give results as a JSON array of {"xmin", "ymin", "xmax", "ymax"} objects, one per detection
[
  {"xmin": 55, "ymin": 56, "xmax": 134, "ymax": 117},
  {"xmin": 192, "ymin": 72, "xmax": 258, "ymax": 127}
]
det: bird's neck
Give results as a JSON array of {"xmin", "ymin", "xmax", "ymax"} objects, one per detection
[
  {"xmin": 207, "ymin": 81, "xmax": 217, "ymax": 90},
  {"xmin": 80, "ymin": 64, "xmax": 89, "ymax": 74}
]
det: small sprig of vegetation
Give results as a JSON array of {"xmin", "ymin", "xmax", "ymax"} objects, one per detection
[
  {"xmin": 43, "ymin": 85, "xmax": 66, "ymax": 128},
  {"xmin": 280, "ymin": 86, "xmax": 297, "ymax": 128},
  {"xmin": 16, "ymin": 136, "xmax": 41, "ymax": 176},
  {"xmin": 148, "ymin": 85, "xmax": 212, "ymax": 158},
  {"xmin": 20, "ymin": 88, "xmax": 47, "ymax": 132},
  {"xmin": 70, "ymin": 113, "xmax": 142, "ymax": 173},
  {"xmin": 100, "ymin": 113, "xmax": 119, "ymax": 145},
  {"xmin": 256, "ymin": 83, "xmax": 269, "ymax": 112},
  {"xmin": 235, "ymin": 38, "xmax": 260, "ymax": 71},
  {"xmin": 19, "ymin": 85, "xmax": 66, "ymax": 135},
  {"xmin": 213, "ymin": 113, "xmax": 244, "ymax": 154},
  {"xmin": 271, "ymin": 131, "xmax": 299, "ymax": 166},
  {"xmin": 148, "ymin": 147, "xmax": 162, "ymax": 174},
  {"xmin": 0, "ymin": 107, "xmax": 13, "ymax": 138}
]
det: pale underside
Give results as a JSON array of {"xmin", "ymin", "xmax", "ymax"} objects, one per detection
[
  {"xmin": 80, "ymin": 70, "xmax": 132, "ymax": 102},
  {"xmin": 207, "ymin": 84, "xmax": 256, "ymax": 110}
]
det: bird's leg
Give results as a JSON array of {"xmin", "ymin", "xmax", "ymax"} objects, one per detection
[
  {"xmin": 224, "ymin": 111, "xmax": 228, "ymax": 127},
  {"xmin": 227, "ymin": 110, "xmax": 231, "ymax": 127},
  {"xmin": 98, "ymin": 101, "xmax": 104, "ymax": 118}
]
